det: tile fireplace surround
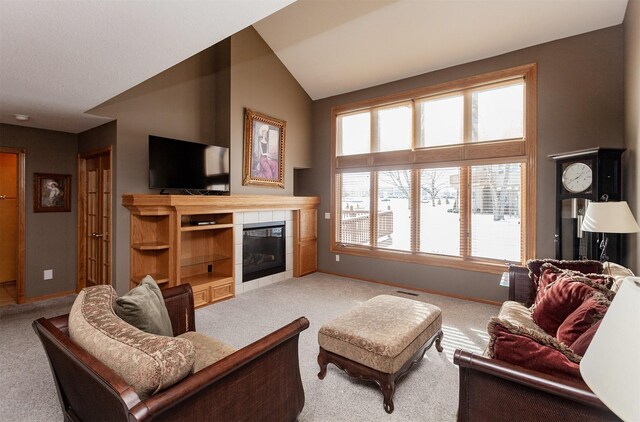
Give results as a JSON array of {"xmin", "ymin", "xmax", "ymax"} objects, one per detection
[{"xmin": 234, "ymin": 210, "xmax": 294, "ymax": 294}]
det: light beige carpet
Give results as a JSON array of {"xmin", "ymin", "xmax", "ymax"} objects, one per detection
[{"xmin": 0, "ymin": 272, "xmax": 499, "ymax": 421}]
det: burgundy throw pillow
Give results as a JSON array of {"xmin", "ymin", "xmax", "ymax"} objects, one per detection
[
  {"xmin": 535, "ymin": 268, "xmax": 562, "ymax": 305},
  {"xmin": 526, "ymin": 259, "xmax": 603, "ymax": 284},
  {"xmin": 489, "ymin": 323, "xmax": 581, "ymax": 380},
  {"xmin": 556, "ymin": 293, "xmax": 609, "ymax": 347},
  {"xmin": 571, "ymin": 319, "xmax": 602, "ymax": 356},
  {"xmin": 532, "ymin": 277, "xmax": 597, "ymax": 337}
]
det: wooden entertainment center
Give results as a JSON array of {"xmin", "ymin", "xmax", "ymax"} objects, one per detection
[{"xmin": 123, "ymin": 194, "xmax": 320, "ymax": 307}]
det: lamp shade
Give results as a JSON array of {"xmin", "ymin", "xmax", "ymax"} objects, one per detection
[
  {"xmin": 580, "ymin": 277, "xmax": 640, "ymax": 421},
  {"xmin": 581, "ymin": 201, "xmax": 640, "ymax": 233}
]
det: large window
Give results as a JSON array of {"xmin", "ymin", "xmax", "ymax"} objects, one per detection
[{"xmin": 332, "ymin": 65, "xmax": 536, "ymax": 273}]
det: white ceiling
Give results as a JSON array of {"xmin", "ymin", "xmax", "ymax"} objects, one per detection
[
  {"xmin": 254, "ymin": 0, "xmax": 629, "ymax": 100},
  {"xmin": 0, "ymin": 0, "xmax": 295, "ymax": 133},
  {"xmin": 0, "ymin": 0, "xmax": 629, "ymax": 134}
]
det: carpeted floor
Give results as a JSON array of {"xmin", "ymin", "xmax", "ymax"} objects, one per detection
[{"xmin": 0, "ymin": 272, "xmax": 499, "ymax": 421}]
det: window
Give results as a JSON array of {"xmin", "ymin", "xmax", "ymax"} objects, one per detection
[{"xmin": 332, "ymin": 64, "xmax": 536, "ymax": 273}]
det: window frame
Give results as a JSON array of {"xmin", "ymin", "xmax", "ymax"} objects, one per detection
[{"xmin": 330, "ymin": 64, "xmax": 537, "ymax": 274}]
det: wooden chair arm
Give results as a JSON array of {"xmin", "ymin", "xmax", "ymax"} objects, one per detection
[
  {"xmin": 508, "ymin": 264, "xmax": 536, "ymax": 306},
  {"xmin": 454, "ymin": 350, "xmax": 619, "ymax": 421},
  {"xmin": 161, "ymin": 284, "xmax": 196, "ymax": 335},
  {"xmin": 130, "ymin": 317, "xmax": 310, "ymax": 421}
]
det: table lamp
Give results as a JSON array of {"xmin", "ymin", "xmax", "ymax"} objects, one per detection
[
  {"xmin": 580, "ymin": 277, "xmax": 640, "ymax": 421},
  {"xmin": 580, "ymin": 201, "xmax": 640, "ymax": 261}
]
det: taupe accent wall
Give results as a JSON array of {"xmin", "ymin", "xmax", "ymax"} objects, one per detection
[
  {"xmin": 624, "ymin": 0, "xmax": 640, "ymax": 273},
  {"xmin": 310, "ymin": 26, "xmax": 625, "ymax": 302},
  {"xmin": 230, "ymin": 27, "xmax": 313, "ymax": 195},
  {"xmin": 0, "ymin": 124, "xmax": 78, "ymax": 298},
  {"xmin": 89, "ymin": 29, "xmax": 312, "ymax": 295}
]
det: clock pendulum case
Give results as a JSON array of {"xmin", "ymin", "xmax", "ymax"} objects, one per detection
[{"xmin": 549, "ymin": 148, "xmax": 624, "ymax": 262}]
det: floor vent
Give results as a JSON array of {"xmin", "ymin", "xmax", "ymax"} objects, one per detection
[{"xmin": 396, "ymin": 290, "xmax": 419, "ymax": 297}]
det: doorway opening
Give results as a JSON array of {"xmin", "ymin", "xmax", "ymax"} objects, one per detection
[{"xmin": 0, "ymin": 147, "xmax": 25, "ymax": 305}]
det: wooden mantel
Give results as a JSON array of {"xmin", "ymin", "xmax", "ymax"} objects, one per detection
[{"xmin": 122, "ymin": 194, "xmax": 320, "ymax": 211}]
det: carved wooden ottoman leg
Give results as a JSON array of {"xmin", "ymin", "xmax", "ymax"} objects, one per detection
[
  {"xmin": 317, "ymin": 347, "xmax": 328, "ymax": 379},
  {"xmin": 380, "ymin": 372, "xmax": 396, "ymax": 414},
  {"xmin": 435, "ymin": 329, "xmax": 444, "ymax": 352}
]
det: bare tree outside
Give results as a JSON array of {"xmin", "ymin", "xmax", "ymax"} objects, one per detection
[{"xmin": 420, "ymin": 168, "xmax": 450, "ymax": 207}]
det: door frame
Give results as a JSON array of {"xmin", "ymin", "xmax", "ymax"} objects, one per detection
[
  {"xmin": 77, "ymin": 146, "xmax": 112, "ymax": 291},
  {"xmin": 0, "ymin": 147, "xmax": 26, "ymax": 304}
]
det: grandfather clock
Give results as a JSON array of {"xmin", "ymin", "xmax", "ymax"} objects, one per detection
[{"xmin": 549, "ymin": 148, "xmax": 624, "ymax": 262}]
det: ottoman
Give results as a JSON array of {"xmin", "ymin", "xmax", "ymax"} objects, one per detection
[{"xmin": 317, "ymin": 294, "xmax": 443, "ymax": 413}]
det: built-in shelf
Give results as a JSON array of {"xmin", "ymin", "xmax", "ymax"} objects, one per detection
[
  {"xmin": 131, "ymin": 273, "xmax": 170, "ymax": 285},
  {"xmin": 180, "ymin": 223, "xmax": 234, "ymax": 232},
  {"xmin": 181, "ymin": 254, "xmax": 231, "ymax": 267},
  {"xmin": 132, "ymin": 242, "xmax": 170, "ymax": 251},
  {"xmin": 182, "ymin": 273, "xmax": 232, "ymax": 287}
]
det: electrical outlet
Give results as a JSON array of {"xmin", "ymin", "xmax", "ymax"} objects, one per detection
[
  {"xmin": 324, "ymin": 212, "xmax": 331, "ymax": 220},
  {"xmin": 335, "ymin": 255, "xmax": 340, "ymax": 262},
  {"xmin": 43, "ymin": 269, "xmax": 53, "ymax": 280}
]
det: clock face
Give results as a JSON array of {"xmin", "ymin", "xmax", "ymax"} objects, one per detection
[{"xmin": 562, "ymin": 162, "xmax": 593, "ymax": 193}]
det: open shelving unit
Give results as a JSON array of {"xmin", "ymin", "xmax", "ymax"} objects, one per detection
[
  {"xmin": 178, "ymin": 212, "xmax": 234, "ymax": 307},
  {"xmin": 129, "ymin": 212, "xmax": 172, "ymax": 288}
]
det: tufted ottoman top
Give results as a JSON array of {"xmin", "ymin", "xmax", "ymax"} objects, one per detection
[{"xmin": 318, "ymin": 295, "xmax": 442, "ymax": 373}]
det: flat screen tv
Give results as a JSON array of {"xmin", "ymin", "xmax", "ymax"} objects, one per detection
[{"xmin": 149, "ymin": 135, "xmax": 230, "ymax": 194}]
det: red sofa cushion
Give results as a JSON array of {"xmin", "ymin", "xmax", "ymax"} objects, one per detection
[
  {"xmin": 556, "ymin": 293, "xmax": 609, "ymax": 347},
  {"xmin": 532, "ymin": 277, "xmax": 598, "ymax": 336},
  {"xmin": 570, "ymin": 319, "xmax": 602, "ymax": 356},
  {"xmin": 488, "ymin": 322, "xmax": 581, "ymax": 380},
  {"xmin": 526, "ymin": 259, "xmax": 602, "ymax": 285}
]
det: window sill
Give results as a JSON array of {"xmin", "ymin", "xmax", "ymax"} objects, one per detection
[{"xmin": 330, "ymin": 244, "xmax": 518, "ymax": 275}]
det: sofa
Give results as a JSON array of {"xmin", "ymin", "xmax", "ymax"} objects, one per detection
[
  {"xmin": 33, "ymin": 283, "xmax": 309, "ymax": 421},
  {"xmin": 454, "ymin": 259, "xmax": 631, "ymax": 422}
]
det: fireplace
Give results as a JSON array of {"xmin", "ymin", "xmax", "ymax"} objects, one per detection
[{"xmin": 243, "ymin": 221, "xmax": 286, "ymax": 282}]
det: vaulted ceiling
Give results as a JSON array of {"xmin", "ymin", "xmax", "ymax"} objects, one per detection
[{"xmin": 0, "ymin": 0, "xmax": 629, "ymax": 134}]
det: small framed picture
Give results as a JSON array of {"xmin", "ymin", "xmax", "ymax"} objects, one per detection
[
  {"xmin": 34, "ymin": 173, "xmax": 71, "ymax": 212},
  {"xmin": 243, "ymin": 108, "xmax": 286, "ymax": 188}
]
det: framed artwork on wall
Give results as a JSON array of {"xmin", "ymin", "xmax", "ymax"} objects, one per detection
[
  {"xmin": 34, "ymin": 173, "xmax": 71, "ymax": 212},
  {"xmin": 243, "ymin": 108, "xmax": 286, "ymax": 188}
]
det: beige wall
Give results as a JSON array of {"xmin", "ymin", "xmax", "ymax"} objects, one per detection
[
  {"xmin": 0, "ymin": 124, "xmax": 78, "ymax": 298},
  {"xmin": 310, "ymin": 26, "xmax": 625, "ymax": 302},
  {"xmin": 89, "ymin": 30, "xmax": 312, "ymax": 295},
  {"xmin": 230, "ymin": 27, "xmax": 312, "ymax": 195},
  {"xmin": 624, "ymin": 0, "xmax": 640, "ymax": 273}
]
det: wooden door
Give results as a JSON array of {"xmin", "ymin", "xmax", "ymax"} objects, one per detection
[{"xmin": 78, "ymin": 149, "xmax": 112, "ymax": 289}]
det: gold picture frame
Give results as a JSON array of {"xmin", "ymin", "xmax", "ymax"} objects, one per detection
[
  {"xmin": 34, "ymin": 173, "xmax": 71, "ymax": 212},
  {"xmin": 243, "ymin": 108, "xmax": 285, "ymax": 188}
]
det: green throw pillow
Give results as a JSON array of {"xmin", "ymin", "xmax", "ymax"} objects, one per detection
[{"xmin": 114, "ymin": 275, "xmax": 173, "ymax": 337}]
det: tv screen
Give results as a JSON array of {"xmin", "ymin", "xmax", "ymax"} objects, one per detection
[{"xmin": 149, "ymin": 135, "xmax": 230, "ymax": 192}]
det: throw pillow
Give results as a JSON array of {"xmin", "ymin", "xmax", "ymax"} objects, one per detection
[
  {"xmin": 534, "ymin": 267, "xmax": 563, "ymax": 305},
  {"xmin": 602, "ymin": 262, "xmax": 635, "ymax": 277},
  {"xmin": 571, "ymin": 319, "xmax": 602, "ymax": 356},
  {"xmin": 534, "ymin": 263, "xmax": 616, "ymax": 302},
  {"xmin": 526, "ymin": 259, "xmax": 602, "ymax": 285},
  {"xmin": 487, "ymin": 318, "xmax": 581, "ymax": 380},
  {"xmin": 532, "ymin": 277, "xmax": 597, "ymax": 336},
  {"xmin": 114, "ymin": 275, "xmax": 173, "ymax": 337},
  {"xmin": 556, "ymin": 292, "xmax": 609, "ymax": 347},
  {"xmin": 69, "ymin": 285, "xmax": 195, "ymax": 399}
]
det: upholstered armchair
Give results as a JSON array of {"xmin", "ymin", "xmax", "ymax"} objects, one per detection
[{"xmin": 33, "ymin": 284, "xmax": 309, "ymax": 421}]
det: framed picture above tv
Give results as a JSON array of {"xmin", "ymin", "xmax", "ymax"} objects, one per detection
[{"xmin": 243, "ymin": 108, "xmax": 286, "ymax": 189}]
